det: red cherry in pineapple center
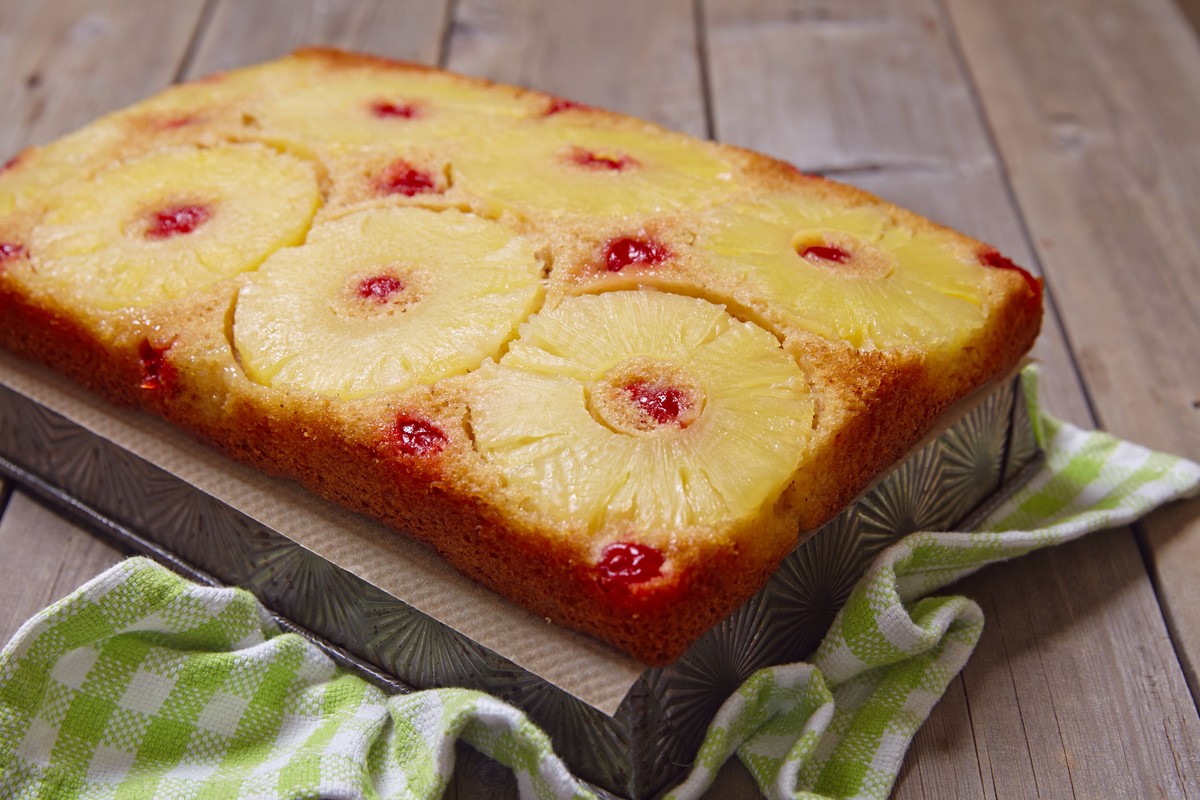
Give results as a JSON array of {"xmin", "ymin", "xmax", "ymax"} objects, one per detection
[
  {"xmin": 800, "ymin": 244, "xmax": 851, "ymax": 264},
  {"xmin": 604, "ymin": 237, "xmax": 671, "ymax": 272},
  {"xmin": 369, "ymin": 99, "xmax": 421, "ymax": 119},
  {"xmin": 145, "ymin": 204, "xmax": 211, "ymax": 240},
  {"xmin": 792, "ymin": 234, "xmax": 894, "ymax": 279},
  {"xmin": 568, "ymin": 146, "xmax": 636, "ymax": 172},
  {"xmin": 376, "ymin": 161, "xmax": 438, "ymax": 197},
  {"xmin": 357, "ymin": 275, "xmax": 404, "ymax": 302},
  {"xmin": 391, "ymin": 415, "xmax": 447, "ymax": 456},
  {"xmin": 0, "ymin": 242, "xmax": 25, "ymax": 264},
  {"xmin": 597, "ymin": 542, "xmax": 664, "ymax": 587},
  {"xmin": 625, "ymin": 382, "xmax": 692, "ymax": 427},
  {"xmin": 590, "ymin": 359, "xmax": 705, "ymax": 435}
]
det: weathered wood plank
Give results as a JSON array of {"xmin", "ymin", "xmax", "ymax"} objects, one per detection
[
  {"xmin": 1180, "ymin": 0, "xmax": 1200, "ymax": 35},
  {"xmin": 186, "ymin": 0, "xmax": 449, "ymax": 77},
  {"xmin": 943, "ymin": 0, "xmax": 1200, "ymax": 717},
  {"xmin": 0, "ymin": 0, "xmax": 200, "ymax": 645},
  {"xmin": 942, "ymin": 0, "xmax": 1200, "ymax": 457},
  {"xmin": 0, "ymin": 0, "xmax": 206, "ymax": 158},
  {"xmin": 446, "ymin": 0, "xmax": 708, "ymax": 137},
  {"xmin": 954, "ymin": 528, "xmax": 1200, "ymax": 799},
  {"xmin": 0, "ymin": 491, "xmax": 123, "ymax": 645},
  {"xmin": 705, "ymin": 0, "xmax": 991, "ymax": 172},
  {"xmin": 895, "ymin": 674, "xmax": 984, "ymax": 799},
  {"xmin": 0, "ymin": 0, "xmax": 204, "ymax": 635},
  {"xmin": 703, "ymin": 1, "xmax": 1200, "ymax": 798},
  {"xmin": 1146, "ymin": 499, "xmax": 1200, "ymax": 697}
]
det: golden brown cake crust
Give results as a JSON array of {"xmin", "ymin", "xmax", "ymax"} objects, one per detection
[{"xmin": 0, "ymin": 48, "xmax": 1042, "ymax": 666}]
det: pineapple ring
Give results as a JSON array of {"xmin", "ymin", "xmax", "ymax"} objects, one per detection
[
  {"xmin": 251, "ymin": 69, "xmax": 537, "ymax": 150},
  {"xmin": 29, "ymin": 144, "xmax": 320, "ymax": 311},
  {"xmin": 233, "ymin": 206, "xmax": 544, "ymax": 399},
  {"xmin": 790, "ymin": 229, "xmax": 896, "ymax": 280},
  {"xmin": 0, "ymin": 123, "xmax": 127, "ymax": 217},
  {"xmin": 699, "ymin": 194, "xmax": 990, "ymax": 350},
  {"xmin": 469, "ymin": 291, "xmax": 815, "ymax": 533},
  {"xmin": 588, "ymin": 357, "xmax": 706, "ymax": 435},
  {"xmin": 453, "ymin": 117, "xmax": 736, "ymax": 218}
]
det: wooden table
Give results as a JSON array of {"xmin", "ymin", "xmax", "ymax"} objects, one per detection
[{"xmin": 2, "ymin": 2, "xmax": 1198, "ymax": 797}]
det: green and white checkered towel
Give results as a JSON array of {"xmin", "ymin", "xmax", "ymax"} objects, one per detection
[{"xmin": 3, "ymin": 368, "xmax": 1198, "ymax": 800}]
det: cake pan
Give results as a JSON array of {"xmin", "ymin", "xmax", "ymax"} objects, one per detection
[{"xmin": 0, "ymin": 354, "xmax": 1040, "ymax": 799}]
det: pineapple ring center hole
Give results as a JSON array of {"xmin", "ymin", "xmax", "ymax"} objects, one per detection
[
  {"xmin": 791, "ymin": 230, "xmax": 895, "ymax": 279},
  {"xmin": 340, "ymin": 269, "xmax": 421, "ymax": 317},
  {"xmin": 564, "ymin": 145, "xmax": 638, "ymax": 172},
  {"xmin": 133, "ymin": 201, "xmax": 214, "ymax": 241},
  {"xmin": 587, "ymin": 358, "xmax": 705, "ymax": 435}
]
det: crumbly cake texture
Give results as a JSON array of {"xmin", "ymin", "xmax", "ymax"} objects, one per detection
[{"xmin": 0, "ymin": 48, "xmax": 1042, "ymax": 666}]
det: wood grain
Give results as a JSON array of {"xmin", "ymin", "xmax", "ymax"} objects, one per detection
[
  {"xmin": 895, "ymin": 674, "xmax": 984, "ymax": 799},
  {"xmin": 186, "ymin": 0, "xmax": 450, "ymax": 77},
  {"xmin": 953, "ymin": 529, "xmax": 1199, "ymax": 798},
  {"xmin": 0, "ymin": 0, "xmax": 194, "ymax": 666},
  {"xmin": 702, "ymin": 1, "xmax": 1200, "ymax": 797},
  {"xmin": 1144, "ymin": 498, "xmax": 1200, "ymax": 698},
  {"xmin": 941, "ymin": 0, "xmax": 1200, "ymax": 457},
  {"xmin": 942, "ymin": 0, "xmax": 1200, "ymax": 710},
  {"xmin": 1179, "ymin": 0, "xmax": 1200, "ymax": 35},
  {"xmin": 705, "ymin": 0, "xmax": 991, "ymax": 173},
  {"xmin": 0, "ymin": 491, "xmax": 123, "ymax": 645},
  {"xmin": 446, "ymin": 0, "xmax": 708, "ymax": 137},
  {"xmin": 0, "ymin": 0, "xmax": 206, "ymax": 157}
]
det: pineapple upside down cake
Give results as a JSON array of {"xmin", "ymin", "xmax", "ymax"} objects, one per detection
[{"xmin": 0, "ymin": 49, "xmax": 1042, "ymax": 665}]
